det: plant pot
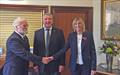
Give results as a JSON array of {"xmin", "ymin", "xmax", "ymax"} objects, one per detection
[{"xmin": 106, "ymin": 54, "xmax": 113, "ymax": 73}]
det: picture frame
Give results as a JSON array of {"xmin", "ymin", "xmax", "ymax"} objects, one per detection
[{"xmin": 101, "ymin": 0, "xmax": 120, "ymax": 40}]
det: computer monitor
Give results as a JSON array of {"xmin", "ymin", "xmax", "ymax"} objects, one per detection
[{"xmin": 0, "ymin": 47, "xmax": 2, "ymax": 56}]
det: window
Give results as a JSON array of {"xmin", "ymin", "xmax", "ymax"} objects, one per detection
[{"xmin": 0, "ymin": 4, "xmax": 47, "ymax": 52}]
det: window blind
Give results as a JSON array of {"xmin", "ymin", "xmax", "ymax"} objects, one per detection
[{"xmin": 0, "ymin": 10, "xmax": 43, "ymax": 52}]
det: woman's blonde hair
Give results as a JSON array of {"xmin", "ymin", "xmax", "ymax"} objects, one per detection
[{"xmin": 72, "ymin": 17, "xmax": 86, "ymax": 32}]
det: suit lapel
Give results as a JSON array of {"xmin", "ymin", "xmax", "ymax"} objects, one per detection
[
  {"xmin": 14, "ymin": 32, "xmax": 24, "ymax": 43},
  {"xmin": 81, "ymin": 32, "xmax": 87, "ymax": 50},
  {"xmin": 49, "ymin": 27, "xmax": 56, "ymax": 48},
  {"xmin": 14, "ymin": 32, "xmax": 29, "ymax": 51},
  {"xmin": 41, "ymin": 28, "xmax": 46, "ymax": 49},
  {"xmin": 72, "ymin": 32, "xmax": 78, "ymax": 59},
  {"xmin": 74, "ymin": 33, "xmax": 78, "ymax": 51},
  {"xmin": 23, "ymin": 36, "xmax": 30, "ymax": 50}
]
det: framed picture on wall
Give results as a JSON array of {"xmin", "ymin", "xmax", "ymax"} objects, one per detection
[{"xmin": 101, "ymin": 0, "xmax": 120, "ymax": 40}]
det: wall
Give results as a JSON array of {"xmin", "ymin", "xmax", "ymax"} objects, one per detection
[
  {"xmin": 0, "ymin": 0, "xmax": 92, "ymax": 6},
  {"xmin": 0, "ymin": 0, "xmax": 105, "ymax": 65},
  {"xmin": 92, "ymin": 0, "xmax": 105, "ymax": 64}
]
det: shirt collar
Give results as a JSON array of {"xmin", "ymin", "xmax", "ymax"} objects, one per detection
[
  {"xmin": 15, "ymin": 30, "xmax": 25, "ymax": 38},
  {"xmin": 44, "ymin": 26, "xmax": 52, "ymax": 31}
]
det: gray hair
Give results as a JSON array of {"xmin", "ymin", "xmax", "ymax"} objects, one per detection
[
  {"xmin": 12, "ymin": 17, "xmax": 26, "ymax": 29},
  {"xmin": 44, "ymin": 13, "xmax": 53, "ymax": 16},
  {"xmin": 43, "ymin": 13, "xmax": 53, "ymax": 19}
]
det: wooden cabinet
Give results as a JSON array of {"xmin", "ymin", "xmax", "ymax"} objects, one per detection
[
  {"xmin": 0, "ymin": 56, "xmax": 5, "ymax": 69},
  {"xmin": 95, "ymin": 71, "xmax": 116, "ymax": 75},
  {"xmin": 0, "ymin": 56, "xmax": 5, "ymax": 75}
]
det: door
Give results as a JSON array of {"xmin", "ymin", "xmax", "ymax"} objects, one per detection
[{"xmin": 51, "ymin": 6, "xmax": 93, "ymax": 75}]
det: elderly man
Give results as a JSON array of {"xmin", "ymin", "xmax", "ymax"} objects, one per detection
[{"xmin": 3, "ymin": 17, "xmax": 42, "ymax": 75}]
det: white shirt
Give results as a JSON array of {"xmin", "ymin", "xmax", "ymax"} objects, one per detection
[
  {"xmin": 15, "ymin": 31, "xmax": 25, "ymax": 39},
  {"xmin": 76, "ymin": 34, "xmax": 84, "ymax": 65}
]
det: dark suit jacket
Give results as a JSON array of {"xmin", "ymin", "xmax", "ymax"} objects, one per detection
[
  {"xmin": 0, "ymin": 66, "xmax": 3, "ymax": 75},
  {"xmin": 54, "ymin": 31, "xmax": 96, "ymax": 72},
  {"xmin": 3, "ymin": 32, "xmax": 41, "ymax": 75},
  {"xmin": 33, "ymin": 27, "xmax": 65, "ymax": 72}
]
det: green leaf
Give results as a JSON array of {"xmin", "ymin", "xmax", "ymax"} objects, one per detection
[{"xmin": 106, "ymin": 47, "xmax": 112, "ymax": 53}]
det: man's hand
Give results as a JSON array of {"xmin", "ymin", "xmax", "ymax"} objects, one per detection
[
  {"xmin": 33, "ymin": 66, "xmax": 39, "ymax": 72},
  {"xmin": 49, "ymin": 56, "xmax": 54, "ymax": 60},
  {"xmin": 42, "ymin": 57, "xmax": 50, "ymax": 64},
  {"xmin": 42, "ymin": 56, "xmax": 54, "ymax": 64},
  {"xmin": 59, "ymin": 65, "xmax": 64, "ymax": 72},
  {"xmin": 91, "ymin": 70, "xmax": 96, "ymax": 75}
]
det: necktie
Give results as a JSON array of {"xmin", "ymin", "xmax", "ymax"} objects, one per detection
[
  {"xmin": 45, "ymin": 29, "xmax": 50, "ymax": 56},
  {"xmin": 23, "ymin": 35, "xmax": 28, "ymax": 45},
  {"xmin": 23, "ymin": 35, "xmax": 27, "ymax": 42}
]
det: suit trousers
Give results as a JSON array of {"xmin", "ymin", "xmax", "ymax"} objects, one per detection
[
  {"xmin": 39, "ymin": 72, "xmax": 60, "ymax": 75},
  {"xmin": 71, "ymin": 64, "xmax": 91, "ymax": 75}
]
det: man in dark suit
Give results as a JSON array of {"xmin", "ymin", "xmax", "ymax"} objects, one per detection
[
  {"xmin": 52, "ymin": 17, "xmax": 97, "ymax": 75},
  {"xmin": 0, "ymin": 66, "xmax": 3, "ymax": 75},
  {"xmin": 33, "ymin": 13, "xmax": 65, "ymax": 75},
  {"xmin": 3, "ymin": 17, "xmax": 42, "ymax": 75}
]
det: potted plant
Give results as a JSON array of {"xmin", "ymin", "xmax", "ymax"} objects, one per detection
[{"xmin": 100, "ymin": 40, "xmax": 120, "ymax": 72}]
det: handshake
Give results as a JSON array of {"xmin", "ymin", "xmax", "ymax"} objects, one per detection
[{"xmin": 42, "ymin": 56, "xmax": 54, "ymax": 64}]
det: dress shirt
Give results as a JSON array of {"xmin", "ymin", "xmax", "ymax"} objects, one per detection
[
  {"xmin": 15, "ymin": 31, "xmax": 25, "ymax": 39},
  {"xmin": 76, "ymin": 34, "xmax": 84, "ymax": 65}
]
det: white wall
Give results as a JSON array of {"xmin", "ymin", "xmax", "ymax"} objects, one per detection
[
  {"xmin": 0, "ymin": 0, "xmax": 105, "ymax": 64},
  {"xmin": 0, "ymin": 0, "xmax": 92, "ymax": 6},
  {"xmin": 92, "ymin": 0, "xmax": 106, "ymax": 64}
]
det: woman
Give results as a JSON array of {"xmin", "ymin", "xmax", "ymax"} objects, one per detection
[{"xmin": 53, "ymin": 17, "xmax": 97, "ymax": 75}]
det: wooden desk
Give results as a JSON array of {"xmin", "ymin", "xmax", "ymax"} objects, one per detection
[
  {"xmin": 96, "ymin": 71, "xmax": 116, "ymax": 75},
  {"xmin": 0, "ymin": 56, "xmax": 5, "ymax": 75},
  {"xmin": 97, "ymin": 63, "xmax": 120, "ymax": 75},
  {"xmin": 0, "ymin": 56, "xmax": 5, "ymax": 69}
]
